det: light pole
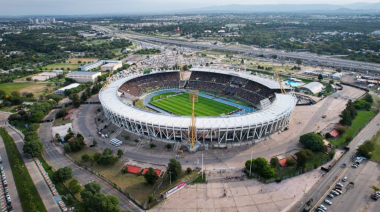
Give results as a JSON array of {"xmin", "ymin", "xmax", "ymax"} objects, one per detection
[
  {"xmin": 249, "ymin": 150, "xmax": 253, "ymax": 176},
  {"xmin": 202, "ymin": 153, "xmax": 204, "ymax": 180},
  {"xmin": 169, "ymin": 171, "xmax": 171, "ymax": 186}
]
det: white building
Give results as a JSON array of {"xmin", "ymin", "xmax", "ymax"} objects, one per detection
[
  {"xmin": 78, "ymin": 60, "xmax": 122, "ymax": 71},
  {"xmin": 332, "ymin": 73, "xmax": 343, "ymax": 80},
  {"xmin": 67, "ymin": 71, "xmax": 101, "ymax": 83},
  {"xmin": 300, "ymin": 82, "xmax": 324, "ymax": 94},
  {"xmin": 55, "ymin": 83, "xmax": 81, "ymax": 95},
  {"xmin": 53, "ymin": 70, "xmax": 63, "ymax": 74}
]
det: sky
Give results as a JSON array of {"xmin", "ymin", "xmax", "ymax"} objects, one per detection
[{"xmin": 1, "ymin": 0, "xmax": 380, "ymax": 16}]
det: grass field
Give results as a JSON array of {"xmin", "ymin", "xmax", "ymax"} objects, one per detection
[
  {"xmin": 0, "ymin": 83, "xmax": 48, "ymax": 96},
  {"xmin": 151, "ymin": 92, "xmax": 238, "ymax": 116},
  {"xmin": 0, "ymin": 128, "xmax": 47, "ymax": 212},
  {"xmin": 329, "ymin": 110, "xmax": 377, "ymax": 147},
  {"xmin": 150, "ymin": 92, "xmax": 176, "ymax": 101}
]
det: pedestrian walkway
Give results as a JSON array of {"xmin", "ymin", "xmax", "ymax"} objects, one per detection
[{"xmin": 5, "ymin": 126, "xmax": 61, "ymax": 212}]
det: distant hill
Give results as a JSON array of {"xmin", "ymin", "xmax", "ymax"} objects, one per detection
[{"xmin": 185, "ymin": 2, "xmax": 380, "ymax": 13}]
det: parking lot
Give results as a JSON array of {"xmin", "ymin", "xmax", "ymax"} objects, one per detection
[{"xmin": 319, "ymin": 160, "xmax": 380, "ymax": 212}]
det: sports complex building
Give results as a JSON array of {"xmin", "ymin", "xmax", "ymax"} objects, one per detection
[{"xmin": 99, "ymin": 68, "xmax": 297, "ymax": 146}]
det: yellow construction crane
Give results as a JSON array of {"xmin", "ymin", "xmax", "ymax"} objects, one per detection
[
  {"xmin": 104, "ymin": 69, "xmax": 114, "ymax": 88},
  {"xmin": 189, "ymin": 95, "xmax": 196, "ymax": 150},
  {"xmin": 180, "ymin": 58, "xmax": 184, "ymax": 80},
  {"xmin": 275, "ymin": 71, "xmax": 287, "ymax": 94}
]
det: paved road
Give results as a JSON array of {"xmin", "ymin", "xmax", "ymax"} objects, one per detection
[
  {"xmin": 0, "ymin": 127, "xmax": 22, "ymax": 212},
  {"xmin": 290, "ymin": 112, "xmax": 380, "ymax": 212},
  {"xmin": 0, "ymin": 113, "xmax": 61, "ymax": 212},
  {"xmin": 39, "ymin": 109, "xmax": 140, "ymax": 212},
  {"xmin": 94, "ymin": 26, "xmax": 380, "ymax": 73}
]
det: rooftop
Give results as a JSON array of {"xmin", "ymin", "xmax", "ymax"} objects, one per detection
[{"xmin": 67, "ymin": 71, "xmax": 101, "ymax": 76}]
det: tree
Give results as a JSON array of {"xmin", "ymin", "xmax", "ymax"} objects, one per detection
[
  {"xmin": 270, "ymin": 157, "xmax": 280, "ymax": 168},
  {"xmin": 144, "ymin": 167, "xmax": 159, "ymax": 185},
  {"xmin": 82, "ymin": 154, "xmax": 90, "ymax": 162},
  {"xmin": 245, "ymin": 157, "xmax": 275, "ymax": 179},
  {"xmin": 295, "ymin": 150, "xmax": 311, "ymax": 169},
  {"xmin": 117, "ymin": 149, "xmax": 123, "ymax": 158},
  {"xmin": 93, "ymin": 152, "xmax": 102, "ymax": 162},
  {"xmin": 81, "ymin": 182, "xmax": 120, "ymax": 212},
  {"xmin": 73, "ymin": 93, "xmax": 81, "ymax": 108},
  {"xmin": 93, "ymin": 139, "xmax": 97, "ymax": 146},
  {"xmin": 26, "ymin": 77, "xmax": 32, "ymax": 81},
  {"xmin": 296, "ymin": 59, "xmax": 302, "ymax": 67},
  {"xmin": 23, "ymin": 140, "xmax": 43, "ymax": 157},
  {"xmin": 335, "ymin": 125, "xmax": 346, "ymax": 134},
  {"xmin": 299, "ymin": 132, "xmax": 326, "ymax": 152},
  {"xmin": 69, "ymin": 179, "xmax": 82, "ymax": 194},
  {"xmin": 52, "ymin": 167, "xmax": 72, "ymax": 183},
  {"xmin": 68, "ymin": 136, "xmax": 86, "ymax": 152},
  {"xmin": 285, "ymin": 157, "xmax": 295, "ymax": 166},
  {"xmin": 167, "ymin": 158, "xmax": 182, "ymax": 181},
  {"xmin": 363, "ymin": 94, "xmax": 373, "ymax": 104},
  {"xmin": 339, "ymin": 109, "xmax": 352, "ymax": 126},
  {"xmin": 186, "ymin": 167, "xmax": 192, "ymax": 174},
  {"xmin": 24, "ymin": 131, "xmax": 39, "ymax": 142},
  {"xmin": 357, "ymin": 140, "xmax": 374, "ymax": 158},
  {"xmin": 29, "ymin": 111, "xmax": 44, "ymax": 123},
  {"xmin": 166, "ymin": 144, "xmax": 172, "ymax": 150},
  {"xmin": 318, "ymin": 74, "xmax": 323, "ymax": 82},
  {"xmin": 149, "ymin": 143, "xmax": 156, "ymax": 149},
  {"xmin": 55, "ymin": 108, "xmax": 67, "ymax": 118},
  {"xmin": 64, "ymin": 143, "xmax": 71, "ymax": 153}
]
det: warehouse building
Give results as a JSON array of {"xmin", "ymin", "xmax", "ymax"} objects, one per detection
[
  {"xmin": 300, "ymin": 82, "xmax": 324, "ymax": 94},
  {"xmin": 78, "ymin": 60, "xmax": 122, "ymax": 71},
  {"xmin": 55, "ymin": 83, "xmax": 81, "ymax": 95},
  {"xmin": 66, "ymin": 71, "xmax": 101, "ymax": 83},
  {"xmin": 101, "ymin": 63, "xmax": 122, "ymax": 71}
]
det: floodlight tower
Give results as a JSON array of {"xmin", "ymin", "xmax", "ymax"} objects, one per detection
[
  {"xmin": 190, "ymin": 95, "xmax": 196, "ymax": 150},
  {"xmin": 188, "ymin": 90, "xmax": 199, "ymax": 152}
]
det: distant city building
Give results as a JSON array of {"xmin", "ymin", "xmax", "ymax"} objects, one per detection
[
  {"xmin": 35, "ymin": 18, "xmax": 39, "ymax": 24},
  {"xmin": 52, "ymin": 18, "xmax": 56, "ymax": 23},
  {"xmin": 371, "ymin": 30, "xmax": 380, "ymax": 35},
  {"xmin": 55, "ymin": 83, "xmax": 81, "ymax": 95},
  {"xmin": 67, "ymin": 71, "xmax": 101, "ymax": 83}
]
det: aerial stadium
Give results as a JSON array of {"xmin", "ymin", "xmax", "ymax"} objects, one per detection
[{"xmin": 99, "ymin": 67, "xmax": 297, "ymax": 151}]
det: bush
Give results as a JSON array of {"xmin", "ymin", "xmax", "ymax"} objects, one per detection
[
  {"xmin": 299, "ymin": 133, "xmax": 325, "ymax": 152},
  {"xmin": 285, "ymin": 157, "xmax": 295, "ymax": 166},
  {"xmin": 270, "ymin": 157, "xmax": 280, "ymax": 168},
  {"xmin": 149, "ymin": 143, "xmax": 156, "ymax": 149},
  {"xmin": 335, "ymin": 125, "xmax": 346, "ymax": 134},
  {"xmin": 166, "ymin": 144, "xmax": 172, "ymax": 150},
  {"xmin": 358, "ymin": 140, "xmax": 374, "ymax": 158},
  {"xmin": 186, "ymin": 167, "xmax": 192, "ymax": 174},
  {"xmin": 325, "ymin": 133, "xmax": 332, "ymax": 139},
  {"xmin": 82, "ymin": 154, "xmax": 90, "ymax": 162}
]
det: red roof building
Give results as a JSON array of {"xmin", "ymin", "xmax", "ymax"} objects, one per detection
[
  {"xmin": 142, "ymin": 168, "xmax": 162, "ymax": 177},
  {"xmin": 330, "ymin": 129, "xmax": 339, "ymax": 138}
]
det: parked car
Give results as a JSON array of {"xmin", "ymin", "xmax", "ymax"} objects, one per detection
[
  {"xmin": 342, "ymin": 176, "xmax": 347, "ymax": 182},
  {"xmin": 328, "ymin": 194, "xmax": 334, "ymax": 198},
  {"xmin": 370, "ymin": 194, "xmax": 379, "ymax": 200},
  {"xmin": 318, "ymin": 204, "xmax": 327, "ymax": 211},
  {"xmin": 324, "ymin": 199, "xmax": 332, "ymax": 205}
]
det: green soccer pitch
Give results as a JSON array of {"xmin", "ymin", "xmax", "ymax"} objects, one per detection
[{"xmin": 150, "ymin": 92, "xmax": 238, "ymax": 116}]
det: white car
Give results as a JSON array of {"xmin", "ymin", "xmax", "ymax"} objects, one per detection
[
  {"xmin": 324, "ymin": 199, "xmax": 332, "ymax": 205},
  {"xmin": 352, "ymin": 164, "xmax": 358, "ymax": 168},
  {"xmin": 342, "ymin": 176, "xmax": 347, "ymax": 182},
  {"xmin": 318, "ymin": 204, "xmax": 327, "ymax": 211},
  {"xmin": 328, "ymin": 194, "xmax": 334, "ymax": 198}
]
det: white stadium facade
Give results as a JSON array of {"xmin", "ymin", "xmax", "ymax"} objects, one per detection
[{"xmin": 99, "ymin": 68, "xmax": 297, "ymax": 145}]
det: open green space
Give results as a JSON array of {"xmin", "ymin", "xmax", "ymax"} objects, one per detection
[
  {"xmin": 0, "ymin": 83, "xmax": 48, "ymax": 96},
  {"xmin": 150, "ymin": 92, "xmax": 176, "ymax": 101},
  {"xmin": 329, "ymin": 110, "xmax": 378, "ymax": 147},
  {"xmin": 0, "ymin": 128, "xmax": 47, "ymax": 212},
  {"xmin": 151, "ymin": 92, "xmax": 238, "ymax": 116}
]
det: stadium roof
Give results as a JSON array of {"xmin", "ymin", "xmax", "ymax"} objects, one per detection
[
  {"xmin": 100, "ymin": 71, "xmax": 297, "ymax": 129},
  {"xmin": 190, "ymin": 67, "xmax": 291, "ymax": 90}
]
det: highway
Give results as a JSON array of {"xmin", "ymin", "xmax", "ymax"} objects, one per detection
[
  {"xmin": 290, "ymin": 112, "xmax": 380, "ymax": 212},
  {"xmin": 93, "ymin": 25, "xmax": 380, "ymax": 73}
]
